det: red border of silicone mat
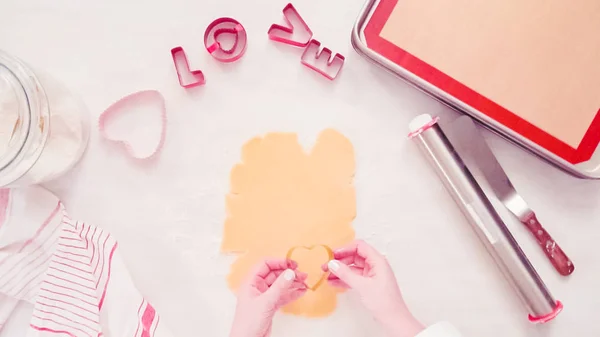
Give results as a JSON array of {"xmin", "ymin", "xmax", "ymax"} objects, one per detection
[{"xmin": 363, "ymin": 0, "xmax": 600, "ymax": 164}]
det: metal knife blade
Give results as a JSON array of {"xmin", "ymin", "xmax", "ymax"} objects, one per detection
[
  {"xmin": 446, "ymin": 116, "xmax": 574, "ymax": 276},
  {"xmin": 447, "ymin": 117, "xmax": 527, "ymax": 218}
]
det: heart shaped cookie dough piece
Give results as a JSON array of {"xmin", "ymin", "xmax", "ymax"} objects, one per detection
[{"xmin": 286, "ymin": 245, "xmax": 333, "ymax": 291}]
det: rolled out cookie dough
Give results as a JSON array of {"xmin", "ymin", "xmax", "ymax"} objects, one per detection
[{"xmin": 222, "ymin": 129, "xmax": 356, "ymax": 317}]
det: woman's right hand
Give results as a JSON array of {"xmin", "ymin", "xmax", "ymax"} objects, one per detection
[{"xmin": 323, "ymin": 240, "xmax": 425, "ymax": 337}]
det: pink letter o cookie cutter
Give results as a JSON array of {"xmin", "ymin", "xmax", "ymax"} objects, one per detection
[{"xmin": 204, "ymin": 18, "xmax": 247, "ymax": 63}]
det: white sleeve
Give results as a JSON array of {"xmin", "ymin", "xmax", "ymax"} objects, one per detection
[{"xmin": 416, "ymin": 322, "xmax": 462, "ymax": 337}]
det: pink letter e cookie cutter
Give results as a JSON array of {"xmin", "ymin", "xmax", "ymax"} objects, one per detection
[{"xmin": 300, "ymin": 40, "xmax": 345, "ymax": 80}]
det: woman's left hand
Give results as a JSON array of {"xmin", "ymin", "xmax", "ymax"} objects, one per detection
[{"xmin": 229, "ymin": 259, "xmax": 308, "ymax": 337}]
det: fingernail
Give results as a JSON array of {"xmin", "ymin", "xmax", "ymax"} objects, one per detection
[
  {"xmin": 283, "ymin": 269, "xmax": 296, "ymax": 281},
  {"xmin": 328, "ymin": 260, "xmax": 340, "ymax": 272}
]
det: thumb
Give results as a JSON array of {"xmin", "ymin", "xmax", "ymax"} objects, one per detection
[
  {"xmin": 264, "ymin": 269, "xmax": 296, "ymax": 303},
  {"xmin": 328, "ymin": 260, "xmax": 362, "ymax": 288}
]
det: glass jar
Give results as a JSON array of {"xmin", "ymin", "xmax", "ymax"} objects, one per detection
[{"xmin": 0, "ymin": 50, "xmax": 90, "ymax": 187}]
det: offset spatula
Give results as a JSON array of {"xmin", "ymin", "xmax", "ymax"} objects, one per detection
[{"xmin": 448, "ymin": 116, "xmax": 574, "ymax": 276}]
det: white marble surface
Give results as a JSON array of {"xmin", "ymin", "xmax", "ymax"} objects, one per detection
[{"xmin": 2, "ymin": 0, "xmax": 600, "ymax": 336}]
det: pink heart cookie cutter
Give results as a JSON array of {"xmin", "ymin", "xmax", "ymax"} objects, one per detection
[
  {"xmin": 98, "ymin": 90, "xmax": 167, "ymax": 161},
  {"xmin": 211, "ymin": 27, "xmax": 240, "ymax": 54}
]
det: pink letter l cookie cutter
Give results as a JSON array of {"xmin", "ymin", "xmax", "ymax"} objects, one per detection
[{"xmin": 171, "ymin": 47, "xmax": 206, "ymax": 88}]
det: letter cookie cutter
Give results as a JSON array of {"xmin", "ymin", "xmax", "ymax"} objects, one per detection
[
  {"xmin": 171, "ymin": 47, "xmax": 206, "ymax": 88},
  {"xmin": 300, "ymin": 39, "xmax": 345, "ymax": 80},
  {"xmin": 204, "ymin": 18, "xmax": 248, "ymax": 63},
  {"xmin": 268, "ymin": 3, "xmax": 313, "ymax": 47}
]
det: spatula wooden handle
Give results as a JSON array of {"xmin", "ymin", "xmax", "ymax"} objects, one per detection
[{"xmin": 522, "ymin": 213, "xmax": 574, "ymax": 276}]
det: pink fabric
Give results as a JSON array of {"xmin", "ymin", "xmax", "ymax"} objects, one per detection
[
  {"xmin": 0, "ymin": 187, "xmax": 172, "ymax": 337},
  {"xmin": 0, "ymin": 189, "xmax": 9, "ymax": 230},
  {"xmin": 137, "ymin": 301, "xmax": 158, "ymax": 337}
]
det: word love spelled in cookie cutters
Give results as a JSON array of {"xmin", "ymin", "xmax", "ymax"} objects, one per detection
[{"xmin": 171, "ymin": 4, "xmax": 346, "ymax": 88}]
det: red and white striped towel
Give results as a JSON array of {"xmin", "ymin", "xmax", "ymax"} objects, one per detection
[{"xmin": 0, "ymin": 187, "xmax": 172, "ymax": 337}]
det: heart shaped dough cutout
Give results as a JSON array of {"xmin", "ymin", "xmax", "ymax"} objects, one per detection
[{"xmin": 286, "ymin": 245, "xmax": 333, "ymax": 291}]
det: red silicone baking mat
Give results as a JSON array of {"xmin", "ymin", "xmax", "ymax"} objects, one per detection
[{"xmin": 363, "ymin": 0, "xmax": 600, "ymax": 164}]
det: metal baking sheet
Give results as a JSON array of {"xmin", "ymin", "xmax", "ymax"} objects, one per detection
[{"xmin": 351, "ymin": 0, "xmax": 600, "ymax": 179}]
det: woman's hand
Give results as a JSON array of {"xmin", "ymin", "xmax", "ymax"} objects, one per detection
[
  {"xmin": 323, "ymin": 240, "xmax": 425, "ymax": 337},
  {"xmin": 230, "ymin": 259, "xmax": 307, "ymax": 337}
]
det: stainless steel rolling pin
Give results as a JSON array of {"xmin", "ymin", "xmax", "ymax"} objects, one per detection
[{"xmin": 408, "ymin": 114, "xmax": 562, "ymax": 323}]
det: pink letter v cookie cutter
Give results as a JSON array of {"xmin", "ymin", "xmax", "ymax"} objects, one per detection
[{"xmin": 268, "ymin": 3, "xmax": 313, "ymax": 47}]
